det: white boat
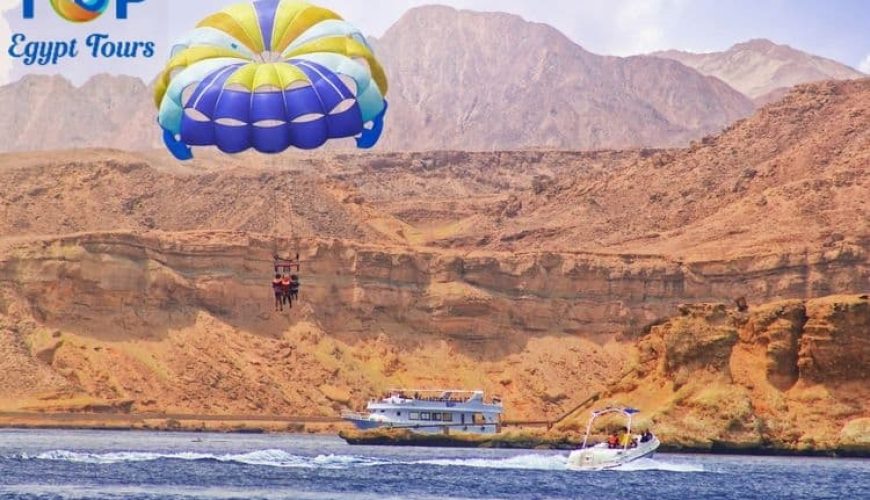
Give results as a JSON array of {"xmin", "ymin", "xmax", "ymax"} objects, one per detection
[
  {"xmin": 567, "ymin": 406, "xmax": 660, "ymax": 471},
  {"xmin": 341, "ymin": 389, "xmax": 504, "ymax": 434}
]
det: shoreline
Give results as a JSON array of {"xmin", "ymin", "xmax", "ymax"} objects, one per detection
[
  {"xmin": 656, "ymin": 444, "xmax": 870, "ymax": 459},
  {"xmin": 0, "ymin": 411, "xmax": 341, "ymax": 435},
  {"xmin": 1, "ymin": 412, "xmax": 866, "ymax": 458}
]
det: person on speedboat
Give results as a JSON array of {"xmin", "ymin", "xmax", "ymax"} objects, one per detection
[
  {"xmin": 607, "ymin": 432, "xmax": 619, "ymax": 449},
  {"xmin": 641, "ymin": 430, "xmax": 653, "ymax": 443},
  {"xmin": 619, "ymin": 427, "xmax": 637, "ymax": 448}
]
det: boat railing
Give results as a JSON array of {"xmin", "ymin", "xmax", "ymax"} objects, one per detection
[
  {"xmin": 366, "ymin": 399, "xmax": 504, "ymax": 408},
  {"xmin": 580, "ymin": 406, "xmax": 645, "ymax": 451},
  {"xmin": 387, "ymin": 389, "xmax": 482, "ymax": 395},
  {"xmin": 371, "ymin": 389, "xmax": 503, "ymax": 406},
  {"xmin": 340, "ymin": 411, "xmax": 370, "ymax": 420}
]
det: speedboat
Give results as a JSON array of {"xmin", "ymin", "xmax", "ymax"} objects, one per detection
[{"xmin": 567, "ymin": 406, "xmax": 660, "ymax": 471}]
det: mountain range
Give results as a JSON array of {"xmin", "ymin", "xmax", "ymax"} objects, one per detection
[
  {"xmin": 370, "ymin": 6, "xmax": 753, "ymax": 150},
  {"xmin": 0, "ymin": 6, "xmax": 864, "ymax": 153},
  {"xmin": 653, "ymin": 38, "xmax": 865, "ymax": 104}
]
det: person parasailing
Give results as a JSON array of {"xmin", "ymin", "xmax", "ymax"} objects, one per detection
[
  {"xmin": 272, "ymin": 253, "xmax": 301, "ymax": 311},
  {"xmin": 290, "ymin": 274, "xmax": 300, "ymax": 302},
  {"xmin": 281, "ymin": 274, "xmax": 292, "ymax": 308},
  {"xmin": 272, "ymin": 274, "xmax": 284, "ymax": 312}
]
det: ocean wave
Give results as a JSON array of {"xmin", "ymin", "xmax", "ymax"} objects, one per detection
[
  {"xmin": 27, "ymin": 449, "xmax": 387, "ymax": 469},
  {"xmin": 25, "ymin": 450, "xmax": 703, "ymax": 473},
  {"xmin": 414, "ymin": 454, "xmax": 704, "ymax": 473},
  {"xmin": 413, "ymin": 454, "xmax": 569, "ymax": 471},
  {"xmin": 611, "ymin": 457, "xmax": 705, "ymax": 473}
]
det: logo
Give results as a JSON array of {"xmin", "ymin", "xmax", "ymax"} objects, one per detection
[
  {"xmin": 22, "ymin": 0, "xmax": 145, "ymax": 21},
  {"xmin": 49, "ymin": 0, "xmax": 109, "ymax": 23},
  {"xmin": 9, "ymin": 0, "xmax": 155, "ymax": 66}
]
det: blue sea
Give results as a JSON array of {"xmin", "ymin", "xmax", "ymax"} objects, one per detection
[{"xmin": 0, "ymin": 430, "xmax": 867, "ymax": 499}]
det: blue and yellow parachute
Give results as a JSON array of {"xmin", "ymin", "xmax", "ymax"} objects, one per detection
[{"xmin": 155, "ymin": 0, "xmax": 388, "ymax": 160}]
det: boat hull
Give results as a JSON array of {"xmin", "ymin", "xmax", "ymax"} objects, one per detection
[
  {"xmin": 347, "ymin": 418, "xmax": 384, "ymax": 430},
  {"xmin": 566, "ymin": 437, "xmax": 661, "ymax": 471},
  {"xmin": 344, "ymin": 417, "xmax": 498, "ymax": 434}
]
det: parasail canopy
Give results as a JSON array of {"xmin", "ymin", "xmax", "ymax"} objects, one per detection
[{"xmin": 155, "ymin": 0, "xmax": 389, "ymax": 160}]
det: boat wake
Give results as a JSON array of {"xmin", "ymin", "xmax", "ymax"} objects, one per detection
[
  {"xmin": 26, "ymin": 450, "xmax": 389, "ymax": 469},
  {"xmin": 610, "ymin": 458, "xmax": 704, "ymax": 473},
  {"xmin": 413, "ymin": 454, "xmax": 569, "ymax": 471},
  {"xmin": 24, "ymin": 450, "xmax": 703, "ymax": 473},
  {"xmin": 414, "ymin": 455, "xmax": 704, "ymax": 473}
]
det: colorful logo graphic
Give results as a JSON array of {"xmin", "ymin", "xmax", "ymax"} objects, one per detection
[
  {"xmin": 49, "ymin": 0, "xmax": 110, "ymax": 23},
  {"xmin": 10, "ymin": 0, "xmax": 153, "ymax": 66}
]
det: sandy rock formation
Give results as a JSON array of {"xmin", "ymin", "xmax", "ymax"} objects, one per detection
[
  {"xmin": 0, "ymin": 232, "xmax": 863, "ymax": 349},
  {"xmin": 563, "ymin": 295, "xmax": 869, "ymax": 454},
  {"xmin": 798, "ymin": 297, "xmax": 870, "ymax": 383},
  {"xmin": 486, "ymin": 79, "xmax": 870, "ymax": 258},
  {"xmin": 0, "ymin": 80, "xmax": 865, "ymax": 453},
  {"xmin": 0, "ymin": 229, "xmax": 865, "ymax": 426}
]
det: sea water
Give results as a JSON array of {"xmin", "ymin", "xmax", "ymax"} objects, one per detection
[{"xmin": 0, "ymin": 430, "xmax": 867, "ymax": 499}]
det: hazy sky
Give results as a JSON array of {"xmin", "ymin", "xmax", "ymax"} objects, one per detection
[{"xmin": 1, "ymin": 0, "xmax": 868, "ymax": 86}]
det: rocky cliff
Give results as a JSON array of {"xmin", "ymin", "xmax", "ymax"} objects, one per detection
[
  {"xmin": 0, "ymin": 232, "xmax": 632, "ymax": 420},
  {"xmin": 560, "ymin": 295, "xmax": 869, "ymax": 454},
  {"xmin": 0, "ymin": 231, "xmax": 866, "ymax": 424},
  {"xmin": 0, "ymin": 80, "xmax": 866, "ymax": 451},
  {"xmin": 479, "ymin": 79, "xmax": 870, "ymax": 258}
]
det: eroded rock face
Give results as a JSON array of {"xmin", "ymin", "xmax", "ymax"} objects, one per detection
[
  {"xmin": 742, "ymin": 301, "xmax": 807, "ymax": 390},
  {"xmin": 0, "ymin": 232, "xmax": 865, "ymax": 439},
  {"xmin": 0, "ymin": 232, "xmax": 862, "ymax": 353},
  {"xmin": 798, "ymin": 297, "xmax": 870, "ymax": 383},
  {"xmin": 0, "ymin": 80, "xmax": 865, "ymax": 450},
  {"xmin": 0, "ymin": 317, "xmax": 71, "ymax": 400},
  {"xmin": 571, "ymin": 295, "xmax": 870, "ymax": 453},
  {"xmin": 660, "ymin": 304, "xmax": 739, "ymax": 378}
]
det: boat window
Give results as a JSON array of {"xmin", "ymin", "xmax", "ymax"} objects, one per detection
[
  {"xmin": 397, "ymin": 412, "xmax": 401, "ymax": 416},
  {"xmin": 473, "ymin": 413, "xmax": 485, "ymax": 425},
  {"xmin": 442, "ymin": 413, "xmax": 453, "ymax": 422},
  {"xmin": 420, "ymin": 412, "xmax": 430, "ymax": 420},
  {"xmin": 409, "ymin": 412, "xmax": 420, "ymax": 420},
  {"xmin": 432, "ymin": 413, "xmax": 443, "ymax": 421}
]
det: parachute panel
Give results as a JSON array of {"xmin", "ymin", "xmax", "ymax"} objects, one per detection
[{"xmin": 156, "ymin": 0, "xmax": 388, "ymax": 160}]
